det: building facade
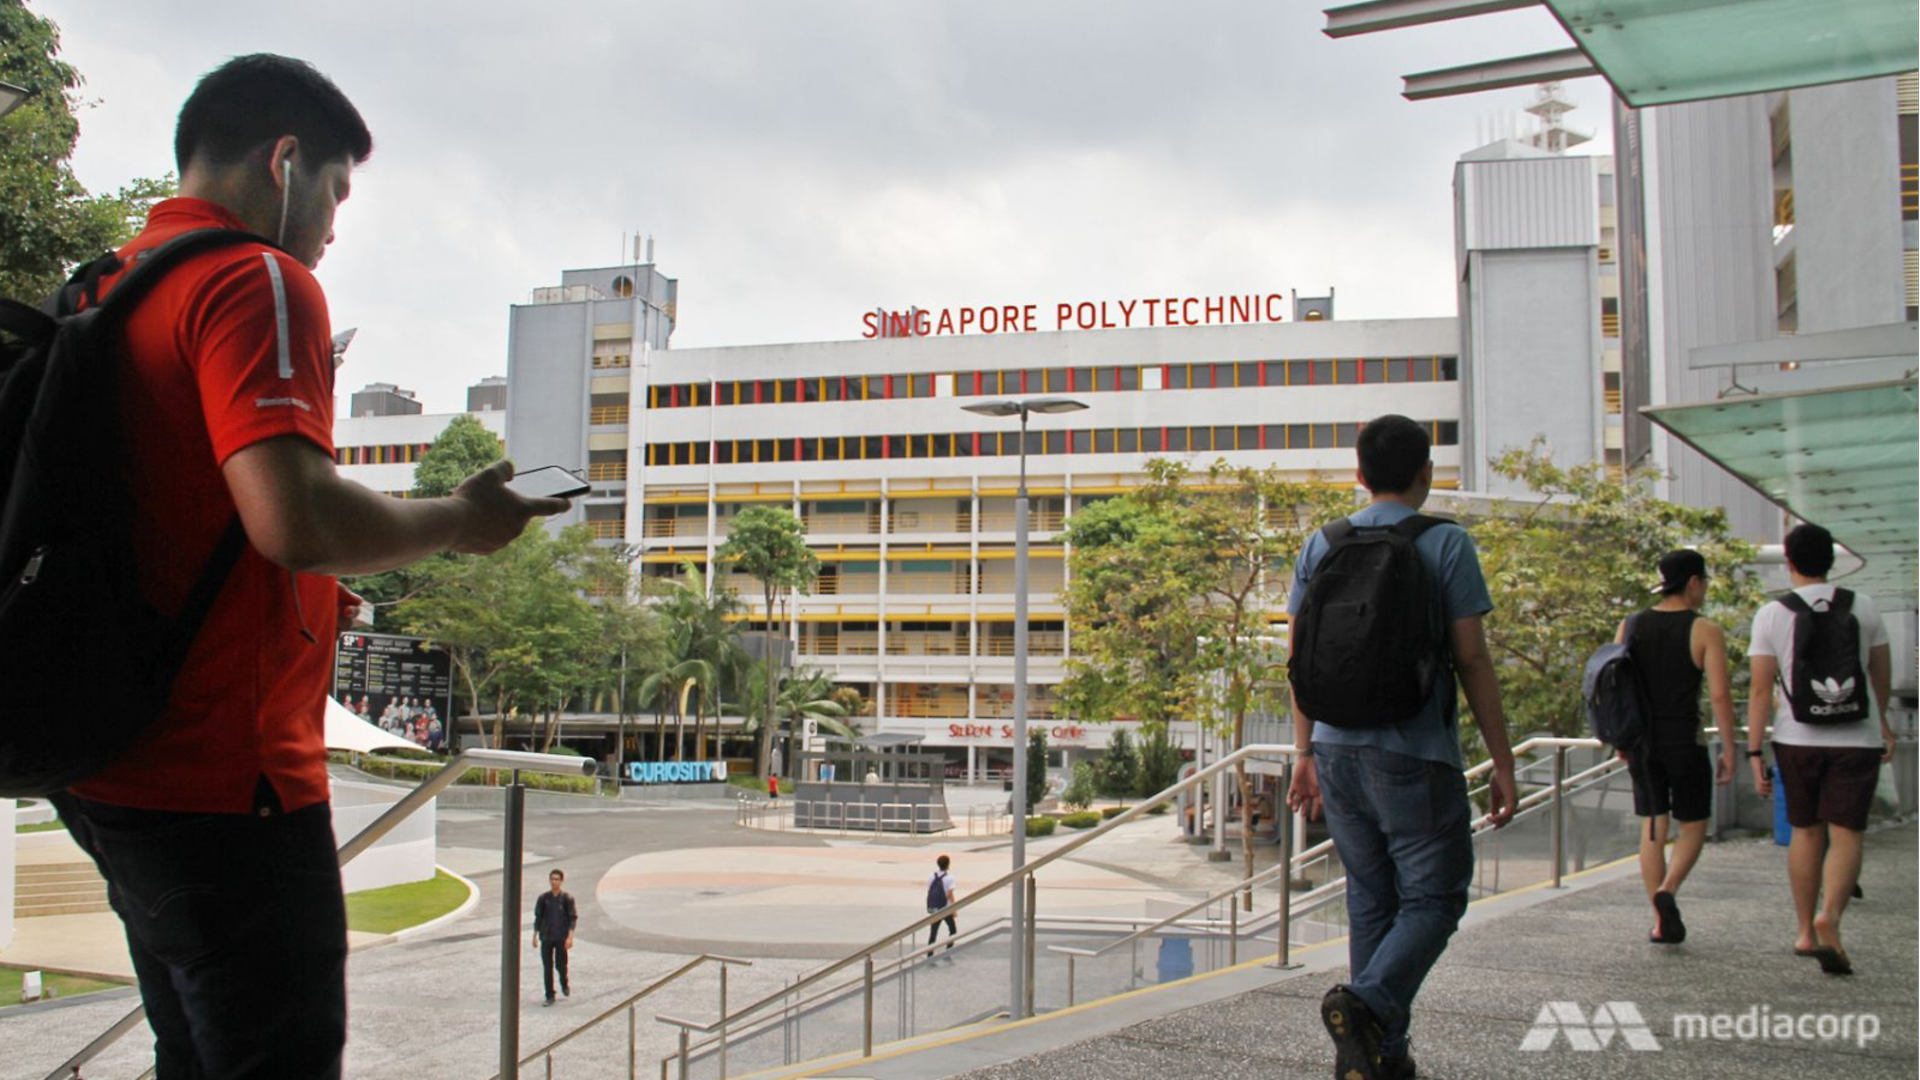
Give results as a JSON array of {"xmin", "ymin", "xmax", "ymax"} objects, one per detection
[
  {"xmin": 334, "ymin": 404, "xmax": 506, "ymax": 497},
  {"xmin": 508, "ymin": 283, "xmax": 1461, "ymax": 771}
]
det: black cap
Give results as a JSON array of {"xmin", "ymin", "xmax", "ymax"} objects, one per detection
[{"xmin": 1654, "ymin": 549, "xmax": 1708, "ymax": 595}]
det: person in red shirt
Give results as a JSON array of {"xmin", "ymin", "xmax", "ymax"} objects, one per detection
[{"xmin": 49, "ymin": 55, "xmax": 567, "ymax": 1080}]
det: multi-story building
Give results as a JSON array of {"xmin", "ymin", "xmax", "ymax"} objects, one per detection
[
  {"xmin": 1614, "ymin": 73, "xmax": 1918, "ymax": 541},
  {"xmin": 333, "ymin": 386, "xmax": 507, "ymax": 497},
  {"xmin": 468, "ymin": 375, "xmax": 508, "ymax": 414},
  {"xmin": 347, "ymin": 381, "xmax": 424, "ymax": 419},
  {"xmin": 507, "ymin": 274, "xmax": 1461, "ymax": 775},
  {"xmin": 1453, "ymin": 86, "xmax": 1623, "ymax": 489}
]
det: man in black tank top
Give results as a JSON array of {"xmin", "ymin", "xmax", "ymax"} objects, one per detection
[{"xmin": 1615, "ymin": 550, "xmax": 1739, "ymax": 944}]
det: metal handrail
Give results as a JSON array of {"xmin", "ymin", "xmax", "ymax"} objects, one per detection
[
  {"xmin": 47, "ymin": 748, "xmax": 595, "ymax": 1080},
  {"xmin": 499, "ymin": 953, "xmax": 751, "ymax": 1080}
]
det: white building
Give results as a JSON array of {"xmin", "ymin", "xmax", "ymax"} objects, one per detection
[
  {"xmin": 506, "ymin": 272, "xmax": 1461, "ymax": 773},
  {"xmin": 334, "ymin": 405, "xmax": 506, "ymax": 497}
]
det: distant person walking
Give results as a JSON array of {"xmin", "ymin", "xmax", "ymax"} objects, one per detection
[
  {"xmin": 1748, "ymin": 524, "xmax": 1893, "ymax": 976},
  {"xmin": 1286, "ymin": 414, "xmax": 1517, "ymax": 1080},
  {"xmin": 925, "ymin": 854, "xmax": 959, "ymax": 959},
  {"xmin": 533, "ymin": 869, "xmax": 578, "ymax": 1005},
  {"xmin": 1617, "ymin": 549, "xmax": 1740, "ymax": 944}
]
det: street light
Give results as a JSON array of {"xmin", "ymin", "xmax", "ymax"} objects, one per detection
[
  {"xmin": 959, "ymin": 395, "xmax": 1086, "ymax": 1019},
  {"xmin": 0, "ymin": 81, "xmax": 31, "ymax": 122}
]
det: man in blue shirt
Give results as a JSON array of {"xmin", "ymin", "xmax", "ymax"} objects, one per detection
[{"xmin": 1287, "ymin": 414, "xmax": 1518, "ymax": 1080}]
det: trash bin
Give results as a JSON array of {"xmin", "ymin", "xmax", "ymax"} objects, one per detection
[{"xmin": 1772, "ymin": 764, "xmax": 1792, "ymax": 846}]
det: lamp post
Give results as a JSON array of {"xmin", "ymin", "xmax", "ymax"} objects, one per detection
[
  {"xmin": 960, "ymin": 395, "xmax": 1086, "ymax": 1019},
  {"xmin": 0, "ymin": 81, "xmax": 30, "ymax": 122}
]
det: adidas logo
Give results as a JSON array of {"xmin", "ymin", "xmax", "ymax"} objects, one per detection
[
  {"xmin": 1813, "ymin": 677, "xmax": 1855, "ymax": 705},
  {"xmin": 1519, "ymin": 1002, "xmax": 1662, "ymax": 1052}
]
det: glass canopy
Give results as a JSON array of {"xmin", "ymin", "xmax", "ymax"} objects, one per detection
[
  {"xmin": 1643, "ymin": 380, "xmax": 1918, "ymax": 605},
  {"xmin": 1542, "ymin": 0, "xmax": 1919, "ymax": 106}
]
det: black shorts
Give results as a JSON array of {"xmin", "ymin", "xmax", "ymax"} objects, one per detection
[
  {"xmin": 1773, "ymin": 742, "xmax": 1882, "ymax": 832},
  {"xmin": 1627, "ymin": 743, "xmax": 1712, "ymax": 823}
]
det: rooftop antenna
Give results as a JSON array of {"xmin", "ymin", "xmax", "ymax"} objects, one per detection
[{"xmin": 645, "ymin": 235, "xmax": 655, "ymax": 264}]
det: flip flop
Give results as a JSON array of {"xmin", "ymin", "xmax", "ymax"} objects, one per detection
[
  {"xmin": 1809, "ymin": 946, "xmax": 1853, "ymax": 976},
  {"xmin": 1793, "ymin": 946, "xmax": 1818, "ymax": 958},
  {"xmin": 1653, "ymin": 891, "xmax": 1686, "ymax": 945}
]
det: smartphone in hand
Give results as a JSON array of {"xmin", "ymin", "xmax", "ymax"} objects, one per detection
[{"xmin": 504, "ymin": 465, "xmax": 589, "ymax": 500}]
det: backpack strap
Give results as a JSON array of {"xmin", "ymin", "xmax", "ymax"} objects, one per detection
[
  {"xmin": 1828, "ymin": 588, "xmax": 1854, "ymax": 616},
  {"xmin": 1777, "ymin": 591, "xmax": 1814, "ymax": 616},
  {"xmin": 1320, "ymin": 518, "xmax": 1356, "ymax": 545},
  {"xmin": 1391, "ymin": 513, "xmax": 1453, "ymax": 540},
  {"xmin": 153, "ymin": 516, "xmax": 248, "ymax": 679},
  {"xmin": 52, "ymin": 228, "xmax": 270, "ymax": 321}
]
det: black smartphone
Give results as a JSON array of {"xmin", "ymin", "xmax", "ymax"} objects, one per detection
[{"xmin": 504, "ymin": 465, "xmax": 589, "ymax": 500}]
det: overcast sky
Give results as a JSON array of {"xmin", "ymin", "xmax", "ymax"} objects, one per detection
[{"xmin": 39, "ymin": 1, "xmax": 1615, "ymax": 413}]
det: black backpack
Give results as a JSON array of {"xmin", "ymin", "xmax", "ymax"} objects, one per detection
[
  {"xmin": 1777, "ymin": 590, "xmax": 1870, "ymax": 726},
  {"xmin": 1582, "ymin": 614, "xmax": 1652, "ymax": 754},
  {"xmin": 1287, "ymin": 515, "xmax": 1451, "ymax": 729},
  {"xmin": 927, "ymin": 871, "xmax": 949, "ymax": 909},
  {"xmin": 0, "ymin": 229, "xmax": 255, "ymax": 797}
]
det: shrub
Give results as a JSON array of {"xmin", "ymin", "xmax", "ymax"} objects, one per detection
[
  {"xmin": 1060, "ymin": 811, "xmax": 1100, "ymax": 829},
  {"xmin": 1099, "ymin": 729, "xmax": 1138, "ymax": 796},
  {"xmin": 1025, "ymin": 816, "xmax": 1056, "ymax": 837},
  {"xmin": 1145, "ymin": 801, "xmax": 1171, "ymax": 815},
  {"xmin": 1100, "ymin": 805, "xmax": 1129, "ymax": 820},
  {"xmin": 335, "ymin": 752, "xmax": 599, "ymax": 795},
  {"xmin": 1136, "ymin": 722, "xmax": 1182, "ymax": 798}
]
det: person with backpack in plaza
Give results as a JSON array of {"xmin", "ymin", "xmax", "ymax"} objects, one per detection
[
  {"xmin": 7, "ymin": 56, "xmax": 566, "ymax": 1078},
  {"xmin": 1286, "ymin": 414, "xmax": 1517, "ymax": 1080},
  {"xmin": 1611, "ymin": 549, "xmax": 1740, "ymax": 945},
  {"xmin": 925, "ymin": 853, "xmax": 959, "ymax": 959},
  {"xmin": 1747, "ymin": 524, "xmax": 1893, "ymax": 976},
  {"xmin": 533, "ymin": 868, "xmax": 579, "ymax": 1005}
]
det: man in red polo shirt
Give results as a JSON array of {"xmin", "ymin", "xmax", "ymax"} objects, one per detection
[{"xmin": 50, "ymin": 55, "xmax": 566, "ymax": 1080}]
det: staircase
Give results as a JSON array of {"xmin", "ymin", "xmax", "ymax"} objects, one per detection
[{"xmin": 15, "ymin": 859, "xmax": 111, "ymax": 918}]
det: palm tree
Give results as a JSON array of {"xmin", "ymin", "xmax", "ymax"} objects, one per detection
[
  {"xmin": 741, "ymin": 666, "xmax": 858, "ymax": 777},
  {"xmin": 651, "ymin": 562, "xmax": 746, "ymax": 761}
]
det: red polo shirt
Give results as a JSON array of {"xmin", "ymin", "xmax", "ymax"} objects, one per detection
[{"xmin": 67, "ymin": 198, "xmax": 339, "ymax": 814}]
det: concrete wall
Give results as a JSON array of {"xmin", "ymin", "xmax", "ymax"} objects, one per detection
[
  {"xmin": 1787, "ymin": 77, "xmax": 1907, "ymax": 334},
  {"xmin": 332, "ymin": 780, "xmax": 437, "ymax": 895},
  {"xmin": 1460, "ymin": 248, "xmax": 1601, "ymax": 490}
]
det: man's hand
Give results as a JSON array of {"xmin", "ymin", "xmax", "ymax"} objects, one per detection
[
  {"xmin": 1485, "ymin": 759, "xmax": 1518, "ymax": 828},
  {"xmin": 336, "ymin": 586, "xmax": 365, "ymax": 633},
  {"xmin": 1286, "ymin": 754, "xmax": 1321, "ymax": 821},
  {"xmin": 531, "ymin": 935, "xmax": 539, "ymax": 950},
  {"xmin": 1882, "ymin": 730, "xmax": 1897, "ymax": 765},
  {"xmin": 450, "ymin": 461, "xmax": 569, "ymax": 555},
  {"xmin": 1752, "ymin": 755, "xmax": 1773, "ymax": 797},
  {"xmin": 1715, "ymin": 744, "xmax": 1736, "ymax": 785},
  {"xmin": 565, "ymin": 934, "xmax": 574, "ymax": 951}
]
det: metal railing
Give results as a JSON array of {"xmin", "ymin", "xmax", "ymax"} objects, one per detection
[
  {"xmin": 47, "ymin": 748, "xmax": 599, "ymax": 1080},
  {"xmin": 498, "ymin": 954, "xmax": 752, "ymax": 1080},
  {"xmin": 669, "ymin": 735, "xmax": 1609, "ymax": 1080}
]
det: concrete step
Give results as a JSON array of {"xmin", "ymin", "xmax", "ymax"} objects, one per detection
[
  {"xmin": 16, "ymin": 899, "xmax": 115, "ymax": 918},
  {"xmin": 18, "ymin": 865, "xmax": 103, "ymax": 885},
  {"xmin": 15, "ymin": 879, "xmax": 108, "ymax": 899}
]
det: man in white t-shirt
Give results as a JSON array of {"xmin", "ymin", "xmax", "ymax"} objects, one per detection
[
  {"xmin": 925, "ymin": 854, "xmax": 959, "ymax": 960},
  {"xmin": 1747, "ymin": 524, "xmax": 1893, "ymax": 977}
]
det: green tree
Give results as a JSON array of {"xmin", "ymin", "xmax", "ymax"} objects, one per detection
[
  {"xmin": 343, "ymin": 415, "xmax": 509, "ymax": 631},
  {"xmin": 1064, "ymin": 459, "xmax": 1350, "ymax": 896},
  {"xmin": 1025, "ymin": 728, "xmax": 1049, "ymax": 810},
  {"xmin": 1135, "ymin": 721, "xmax": 1182, "ymax": 799},
  {"xmin": 413, "ymin": 414, "xmax": 508, "ymax": 498},
  {"xmin": 716, "ymin": 505, "xmax": 819, "ymax": 778},
  {"xmin": 649, "ymin": 561, "xmax": 746, "ymax": 760},
  {"xmin": 1468, "ymin": 444, "xmax": 1766, "ymax": 745},
  {"xmin": 1, "ymin": 1, "xmax": 174, "ymax": 302},
  {"xmin": 1098, "ymin": 727, "xmax": 1138, "ymax": 797},
  {"xmin": 741, "ymin": 665, "xmax": 857, "ymax": 773},
  {"xmin": 1062, "ymin": 761, "xmax": 1096, "ymax": 811}
]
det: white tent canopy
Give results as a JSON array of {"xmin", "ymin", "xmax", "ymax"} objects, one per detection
[{"xmin": 325, "ymin": 697, "xmax": 421, "ymax": 754}]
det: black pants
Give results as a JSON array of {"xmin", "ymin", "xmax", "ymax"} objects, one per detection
[
  {"xmin": 541, "ymin": 938, "xmax": 571, "ymax": 999},
  {"xmin": 52, "ymin": 792, "xmax": 347, "ymax": 1080},
  {"xmin": 927, "ymin": 911, "xmax": 957, "ymax": 951}
]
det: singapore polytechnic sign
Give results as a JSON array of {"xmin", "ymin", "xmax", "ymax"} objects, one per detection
[{"xmin": 627, "ymin": 761, "xmax": 728, "ymax": 784}]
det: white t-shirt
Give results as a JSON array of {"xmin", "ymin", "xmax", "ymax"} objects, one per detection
[{"xmin": 1749, "ymin": 584, "xmax": 1889, "ymax": 749}]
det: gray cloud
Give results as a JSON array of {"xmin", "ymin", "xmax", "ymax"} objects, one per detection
[{"xmin": 39, "ymin": 0, "xmax": 1613, "ymax": 412}]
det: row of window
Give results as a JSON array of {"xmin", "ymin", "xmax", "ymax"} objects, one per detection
[
  {"xmin": 645, "ymin": 420, "xmax": 1461, "ymax": 467},
  {"xmin": 336, "ymin": 442, "xmax": 433, "ymax": 466},
  {"xmin": 646, "ymin": 357, "xmax": 1459, "ymax": 409}
]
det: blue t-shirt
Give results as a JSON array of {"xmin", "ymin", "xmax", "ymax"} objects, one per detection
[{"xmin": 1287, "ymin": 501, "xmax": 1493, "ymax": 769}]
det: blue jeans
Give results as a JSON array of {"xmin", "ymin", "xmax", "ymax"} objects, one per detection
[
  {"xmin": 1313, "ymin": 743, "xmax": 1473, "ymax": 1057},
  {"xmin": 52, "ymin": 792, "xmax": 348, "ymax": 1080}
]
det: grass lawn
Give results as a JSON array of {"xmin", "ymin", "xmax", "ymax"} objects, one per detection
[
  {"xmin": 345, "ymin": 870, "xmax": 471, "ymax": 935},
  {"xmin": 0, "ymin": 965, "xmax": 126, "ymax": 1008},
  {"xmin": 14, "ymin": 820, "xmax": 66, "ymax": 833}
]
